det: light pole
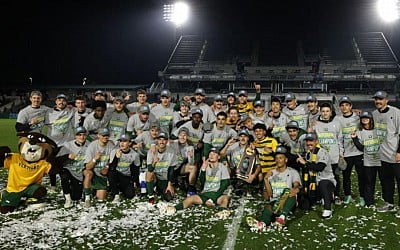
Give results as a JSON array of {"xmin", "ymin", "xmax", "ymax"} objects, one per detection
[{"xmin": 163, "ymin": 1, "xmax": 189, "ymax": 41}]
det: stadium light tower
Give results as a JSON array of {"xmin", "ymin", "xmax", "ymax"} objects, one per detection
[
  {"xmin": 377, "ymin": 0, "xmax": 400, "ymax": 22},
  {"xmin": 163, "ymin": 2, "xmax": 189, "ymax": 27}
]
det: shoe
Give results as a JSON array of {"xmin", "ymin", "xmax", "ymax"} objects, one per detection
[
  {"xmin": 376, "ymin": 202, "xmax": 394, "ymax": 213},
  {"xmin": 83, "ymin": 199, "xmax": 91, "ymax": 208},
  {"xmin": 159, "ymin": 204, "xmax": 176, "ymax": 216},
  {"xmin": 148, "ymin": 195, "xmax": 155, "ymax": 205},
  {"xmin": 112, "ymin": 194, "xmax": 121, "ymax": 203},
  {"xmin": 246, "ymin": 216, "xmax": 266, "ymax": 232},
  {"xmin": 358, "ymin": 197, "xmax": 366, "ymax": 207},
  {"xmin": 322, "ymin": 209, "xmax": 332, "ymax": 219},
  {"xmin": 334, "ymin": 196, "xmax": 342, "ymax": 206},
  {"xmin": 275, "ymin": 215, "xmax": 286, "ymax": 226},
  {"xmin": 396, "ymin": 210, "xmax": 400, "ymax": 218},
  {"xmin": 64, "ymin": 198, "xmax": 73, "ymax": 208},
  {"xmin": 344, "ymin": 195, "xmax": 352, "ymax": 205},
  {"xmin": 215, "ymin": 209, "xmax": 231, "ymax": 219}
]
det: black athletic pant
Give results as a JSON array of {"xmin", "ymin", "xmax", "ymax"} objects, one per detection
[
  {"xmin": 378, "ymin": 161, "xmax": 400, "ymax": 206},
  {"xmin": 343, "ymin": 154, "xmax": 364, "ymax": 197},
  {"xmin": 364, "ymin": 166, "xmax": 379, "ymax": 206},
  {"xmin": 60, "ymin": 168, "xmax": 83, "ymax": 201},
  {"xmin": 318, "ymin": 180, "xmax": 335, "ymax": 210},
  {"xmin": 108, "ymin": 170, "xmax": 135, "ymax": 199}
]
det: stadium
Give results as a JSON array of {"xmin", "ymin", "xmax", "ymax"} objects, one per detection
[{"xmin": 1, "ymin": 1, "xmax": 400, "ymax": 249}]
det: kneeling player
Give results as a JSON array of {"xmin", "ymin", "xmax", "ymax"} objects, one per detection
[
  {"xmin": 247, "ymin": 146, "xmax": 301, "ymax": 232},
  {"xmin": 108, "ymin": 134, "xmax": 140, "ymax": 203},
  {"xmin": 160, "ymin": 148, "xmax": 231, "ymax": 217}
]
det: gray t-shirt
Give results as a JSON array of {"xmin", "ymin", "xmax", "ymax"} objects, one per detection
[
  {"xmin": 109, "ymin": 149, "xmax": 140, "ymax": 176},
  {"xmin": 282, "ymin": 103, "xmax": 308, "ymax": 131},
  {"xmin": 203, "ymin": 125, "xmax": 237, "ymax": 150},
  {"xmin": 58, "ymin": 140, "xmax": 90, "ymax": 181},
  {"xmin": 84, "ymin": 140, "xmax": 114, "ymax": 177},
  {"xmin": 146, "ymin": 147, "xmax": 178, "ymax": 180},
  {"xmin": 336, "ymin": 113, "xmax": 363, "ymax": 157},
  {"xmin": 107, "ymin": 110, "xmax": 129, "ymax": 144},
  {"xmin": 16, "ymin": 105, "xmax": 50, "ymax": 133},
  {"xmin": 306, "ymin": 147, "xmax": 336, "ymax": 186},
  {"xmin": 268, "ymin": 167, "xmax": 301, "ymax": 200},
  {"xmin": 45, "ymin": 108, "xmax": 75, "ymax": 146},
  {"xmin": 265, "ymin": 113, "xmax": 290, "ymax": 141},
  {"xmin": 356, "ymin": 129, "xmax": 381, "ymax": 167},
  {"xmin": 314, "ymin": 119, "xmax": 343, "ymax": 164},
  {"xmin": 202, "ymin": 162, "xmax": 230, "ymax": 193},
  {"xmin": 373, "ymin": 105, "xmax": 400, "ymax": 163},
  {"xmin": 83, "ymin": 112, "xmax": 110, "ymax": 141},
  {"xmin": 151, "ymin": 104, "xmax": 174, "ymax": 134}
]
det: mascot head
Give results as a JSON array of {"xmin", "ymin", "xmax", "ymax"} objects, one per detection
[{"xmin": 17, "ymin": 132, "xmax": 57, "ymax": 163}]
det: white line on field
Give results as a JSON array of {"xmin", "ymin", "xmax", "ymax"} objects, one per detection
[{"xmin": 222, "ymin": 196, "xmax": 246, "ymax": 250}]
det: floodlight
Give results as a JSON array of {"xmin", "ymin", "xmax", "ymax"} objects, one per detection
[
  {"xmin": 377, "ymin": 0, "xmax": 400, "ymax": 22},
  {"xmin": 163, "ymin": 2, "xmax": 189, "ymax": 26}
]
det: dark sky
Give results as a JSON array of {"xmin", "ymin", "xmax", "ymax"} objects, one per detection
[{"xmin": 3, "ymin": 0, "xmax": 400, "ymax": 87}]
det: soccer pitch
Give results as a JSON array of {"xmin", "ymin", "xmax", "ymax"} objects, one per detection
[{"xmin": 0, "ymin": 118, "xmax": 399, "ymax": 249}]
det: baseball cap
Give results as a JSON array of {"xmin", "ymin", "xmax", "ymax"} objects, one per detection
[
  {"xmin": 138, "ymin": 105, "xmax": 150, "ymax": 114},
  {"xmin": 306, "ymin": 95, "xmax": 317, "ymax": 102},
  {"xmin": 339, "ymin": 96, "xmax": 352, "ymax": 105},
  {"xmin": 274, "ymin": 146, "xmax": 288, "ymax": 156},
  {"xmin": 150, "ymin": 122, "xmax": 160, "ymax": 130},
  {"xmin": 238, "ymin": 90, "xmax": 248, "ymax": 97},
  {"xmin": 98, "ymin": 127, "xmax": 110, "ymax": 136},
  {"xmin": 118, "ymin": 134, "xmax": 131, "ymax": 141},
  {"xmin": 253, "ymin": 100, "xmax": 264, "ymax": 107},
  {"xmin": 372, "ymin": 90, "xmax": 388, "ymax": 99},
  {"xmin": 178, "ymin": 127, "xmax": 189, "ymax": 135},
  {"xmin": 56, "ymin": 94, "xmax": 67, "ymax": 100},
  {"xmin": 305, "ymin": 132, "xmax": 318, "ymax": 141},
  {"xmin": 113, "ymin": 96, "xmax": 124, "ymax": 103},
  {"xmin": 214, "ymin": 95, "xmax": 223, "ymax": 101},
  {"xmin": 194, "ymin": 88, "xmax": 206, "ymax": 96},
  {"xmin": 160, "ymin": 89, "xmax": 171, "ymax": 98},
  {"xmin": 209, "ymin": 147, "xmax": 220, "ymax": 154},
  {"xmin": 360, "ymin": 111, "xmax": 372, "ymax": 119},
  {"xmin": 157, "ymin": 132, "xmax": 169, "ymax": 139},
  {"xmin": 285, "ymin": 93, "xmax": 296, "ymax": 102},
  {"xmin": 191, "ymin": 108, "xmax": 203, "ymax": 116},
  {"xmin": 286, "ymin": 121, "xmax": 299, "ymax": 130},
  {"xmin": 238, "ymin": 128, "xmax": 250, "ymax": 136},
  {"xmin": 94, "ymin": 90, "xmax": 105, "ymax": 96},
  {"xmin": 75, "ymin": 126, "xmax": 87, "ymax": 135},
  {"xmin": 227, "ymin": 92, "xmax": 236, "ymax": 98}
]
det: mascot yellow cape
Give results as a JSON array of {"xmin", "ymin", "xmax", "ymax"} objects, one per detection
[{"xmin": 1, "ymin": 132, "xmax": 58, "ymax": 214}]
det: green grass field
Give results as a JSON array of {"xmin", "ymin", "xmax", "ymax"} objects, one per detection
[{"xmin": 0, "ymin": 118, "xmax": 399, "ymax": 249}]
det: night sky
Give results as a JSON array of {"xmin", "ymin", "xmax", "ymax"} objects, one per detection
[{"xmin": 3, "ymin": 0, "xmax": 400, "ymax": 87}]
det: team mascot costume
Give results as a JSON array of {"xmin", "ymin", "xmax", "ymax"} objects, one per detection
[{"xmin": 0, "ymin": 132, "xmax": 58, "ymax": 214}]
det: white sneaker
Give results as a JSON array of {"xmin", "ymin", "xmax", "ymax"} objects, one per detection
[
  {"xmin": 377, "ymin": 202, "xmax": 394, "ymax": 213},
  {"xmin": 64, "ymin": 198, "xmax": 73, "ymax": 208},
  {"xmin": 112, "ymin": 194, "xmax": 121, "ymax": 203},
  {"xmin": 322, "ymin": 209, "xmax": 332, "ymax": 219},
  {"xmin": 83, "ymin": 199, "xmax": 91, "ymax": 208},
  {"xmin": 396, "ymin": 210, "xmax": 400, "ymax": 218}
]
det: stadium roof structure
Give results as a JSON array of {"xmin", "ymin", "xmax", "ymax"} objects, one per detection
[{"xmin": 156, "ymin": 32, "xmax": 400, "ymax": 96}]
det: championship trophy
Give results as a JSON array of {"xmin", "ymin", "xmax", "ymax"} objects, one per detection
[{"xmin": 236, "ymin": 147, "xmax": 257, "ymax": 180}]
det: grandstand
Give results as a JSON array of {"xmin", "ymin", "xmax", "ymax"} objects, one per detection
[{"xmin": 155, "ymin": 32, "xmax": 400, "ymax": 104}]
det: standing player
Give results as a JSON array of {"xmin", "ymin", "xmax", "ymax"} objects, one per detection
[
  {"xmin": 372, "ymin": 90, "xmax": 400, "ymax": 216},
  {"xmin": 15, "ymin": 90, "xmax": 50, "ymax": 133}
]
